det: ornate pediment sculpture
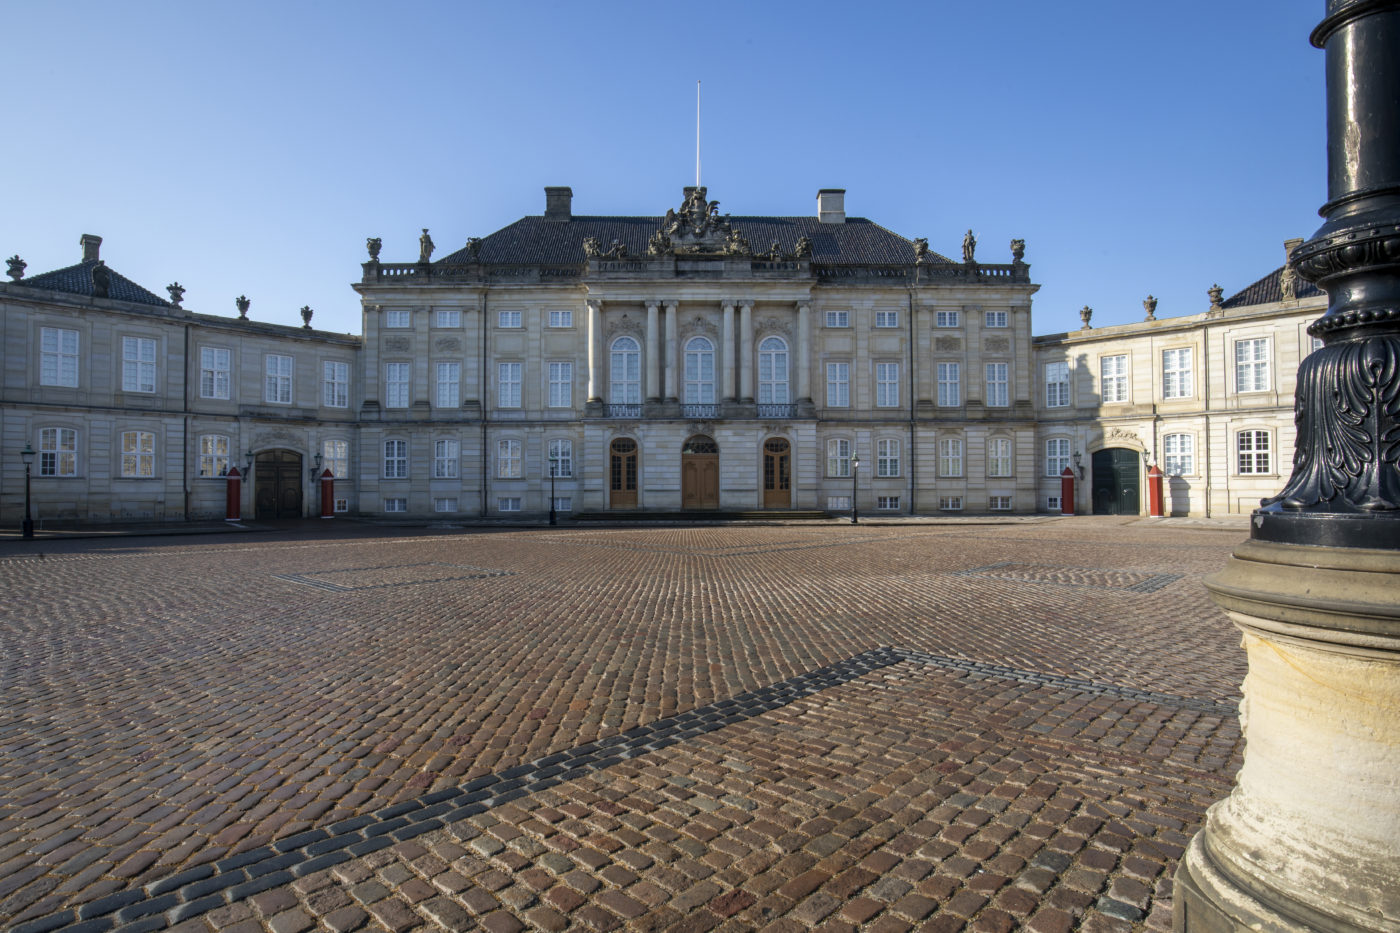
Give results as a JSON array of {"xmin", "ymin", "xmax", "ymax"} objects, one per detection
[{"xmin": 656, "ymin": 186, "xmax": 748, "ymax": 256}]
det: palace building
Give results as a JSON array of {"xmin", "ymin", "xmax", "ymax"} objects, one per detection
[{"xmin": 0, "ymin": 187, "xmax": 1324, "ymax": 524}]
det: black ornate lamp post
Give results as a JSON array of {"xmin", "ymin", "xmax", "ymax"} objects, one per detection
[
  {"xmin": 850, "ymin": 455, "xmax": 860, "ymax": 525},
  {"xmin": 548, "ymin": 455, "xmax": 558, "ymax": 526},
  {"xmin": 20, "ymin": 443, "xmax": 35, "ymax": 539}
]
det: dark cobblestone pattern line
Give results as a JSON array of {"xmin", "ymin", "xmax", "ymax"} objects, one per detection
[
  {"xmin": 954, "ymin": 561, "xmax": 1184, "ymax": 594},
  {"xmin": 272, "ymin": 562, "xmax": 514, "ymax": 593}
]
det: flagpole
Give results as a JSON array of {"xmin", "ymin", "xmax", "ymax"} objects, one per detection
[{"xmin": 696, "ymin": 80, "xmax": 701, "ymax": 187}]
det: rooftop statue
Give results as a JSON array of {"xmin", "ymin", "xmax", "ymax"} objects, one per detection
[
  {"xmin": 913, "ymin": 238, "xmax": 929, "ymax": 263},
  {"xmin": 793, "ymin": 235, "xmax": 813, "ymax": 259},
  {"xmin": 91, "ymin": 261, "xmax": 110, "ymax": 298},
  {"xmin": 962, "ymin": 229, "xmax": 977, "ymax": 264},
  {"xmin": 419, "ymin": 228, "xmax": 434, "ymax": 264},
  {"xmin": 1010, "ymin": 238, "xmax": 1025, "ymax": 263},
  {"xmin": 7, "ymin": 254, "xmax": 26, "ymax": 280}
]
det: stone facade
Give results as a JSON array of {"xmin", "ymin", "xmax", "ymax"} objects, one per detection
[{"xmin": 0, "ymin": 192, "xmax": 1322, "ymax": 524}]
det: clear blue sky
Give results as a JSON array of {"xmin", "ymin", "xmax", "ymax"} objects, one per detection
[{"xmin": 4, "ymin": 1, "xmax": 1326, "ymax": 337}]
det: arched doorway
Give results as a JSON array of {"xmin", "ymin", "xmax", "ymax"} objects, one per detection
[
  {"xmin": 681, "ymin": 435, "xmax": 719, "ymax": 510},
  {"xmin": 254, "ymin": 449, "xmax": 304, "ymax": 519},
  {"xmin": 609, "ymin": 437, "xmax": 638, "ymax": 509},
  {"xmin": 1091, "ymin": 447, "xmax": 1141, "ymax": 515},
  {"xmin": 763, "ymin": 437, "xmax": 791, "ymax": 509}
]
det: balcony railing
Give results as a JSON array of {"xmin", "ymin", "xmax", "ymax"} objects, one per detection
[
  {"xmin": 756, "ymin": 404, "xmax": 795, "ymax": 418},
  {"xmin": 680, "ymin": 404, "xmax": 719, "ymax": 419},
  {"xmin": 605, "ymin": 404, "xmax": 642, "ymax": 418}
]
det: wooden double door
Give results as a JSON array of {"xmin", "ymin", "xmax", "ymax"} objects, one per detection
[
  {"xmin": 610, "ymin": 438, "xmax": 638, "ymax": 509},
  {"xmin": 763, "ymin": 438, "xmax": 791, "ymax": 509},
  {"xmin": 254, "ymin": 449, "xmax": 303, "ymax": 519},
  {"xmin": 1092, "ymin": 447, "xmax": 1141, "ymax": 515},
  {"xmin": 681, "ymin": 435, "xmax": 719, "ymax": 510}
]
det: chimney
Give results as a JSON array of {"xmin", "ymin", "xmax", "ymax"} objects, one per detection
[
  {"xmin": 80, "ymin": 234, "xmax": 102, "ymax": 262},
  {"xmin": 1284, "ymin": 236, "xmax": 1304, "ymax": 263},
  {"xmin": 817, "ymin": 189, "xmax": 846, "ymax": 224},
  {"xmin": 544, "ymin": 187, "xmax": 573, "ymax": 222}
]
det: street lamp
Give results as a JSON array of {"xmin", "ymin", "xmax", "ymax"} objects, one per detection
[
  {"xmin": 850, "ymin": 455, "xmax": 860, "ymax": 525},
  {"xmin": 548, "ymin": 454, "xmax": 558, "ymax": 526},
  {"xmin": 20, "ymin": 443, "xmax": 35, "ymax": 539}
]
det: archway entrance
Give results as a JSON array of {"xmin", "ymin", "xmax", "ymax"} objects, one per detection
[
  {"xmin": 609, "ymin": 437, "xmax": 638, "ymax": 509},
  {"xmin": 681, "ymin": 435, "xmax": 719, "ymax": 510},
  {"xmin": 763, "ymin": 437, "xmax": 791, "ymax": 509},
  {"xmin": 254, "ymin": 449, "xmax": 304, "ymax": 519},
  {"xmin": 1092, "ymin": 447, "xmax": 1141, "ymax": 515}
]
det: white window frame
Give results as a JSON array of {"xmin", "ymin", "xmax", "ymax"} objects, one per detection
[
  {"xmin": 549, "ymin": 438, "xmax": 573, "ymax": 477},
  {"xmin": 1235, "ymin": 338, "xmax": 1271, "ymax": 393},
  {"xmin": 498, "ymin": 439, "xmax": 522, "ymax": 478},
  {"xmin": 435, "ymin": 308, "xmax": 461, "ymax": 328},
  {"xmin": 1237, "ymin": 430, "xmax": 1272, "ymax": 475},
  {"xmin": 498, "ymin": 361, "xmax": 523, "ymax": 408},
  {"xmin": 936, "ymin": 310, "xmax": 960, "ymax": 328},
  {"xmin": 323, "ymin": 360, "xmax": 349, "ymax": 408},
  {"xmin": 548, "ymin": 310, "xmax": 573, "ymax": 328},
  {"xmin": 827, "ymin": 496, "xmax": 852, "ymax": 511},
  {"xmin": 1162, "ymin": 348, "xmax": 1193, "ymax": 400},
  {"xmin": 937, "ymin": 362, "xmax": 961, "ymax": 407},
  {"xmin": 200, "ymin": 347, "xmax": 231, "ymax": 400},
  {"xmin": 323, "ymin": 439, "xmax": 349, "ymax": 479},
  {"xmin": 988, "ymin": 437, "xmax": 1012, "ymax": 477},
  {"xmin": 384, "ymin": 308, "xmax": 410, "ymax": 328},
  {"xmin": 120, "ymin": 430, "xmax": 155, "ymax": 478},
  {"xmin": 989, "ymin": 495, "xmax": 1013, "ymax": 511},
  {"xmin": 198, "ymin": 434, "xmax": 230, "ymax": 477},
  {"xmin": 874, "ymin": 310, "xmax": 898, "ymax": 328},
  {"xmin": 939, "ymin": 496, "xmax": 963, "ymax": 511},
  {"xmin": 385, "ymin": 362, "xmax": 410, "ymax": 409},
  {"xmin": 939, "ymin": 438, "xmax": 964, "ymax": 477},
  {"xmin": 609, "ymin": 338, "xmax": 640, "ymax": 404},
  {"xmin": 826, "ymin": 362, "xmax": 850, "ymax": 408},
  {"xmin": 39, "ymin": 427, "xmax": 77, "ymax": 477},
  {"xmin": 265, "ymin": 353, "xmax": 293, "ymax": 404},
  {"xmin": 498, "ymin": 497, "xmax": 522, "ymax": 512},
  {"xmin": 877, "ymin": 438, "xmax": 900, "ymax": 478},
  {"xmin": 877, "ymin": 496, "xmax": 900, "ymax": 510},
  {"xmin": 1101, "ymin": 354, "xmax": 1128, "ymax": 404},
  {"xmin": 433, "ymin": 438, "xmax": 460, "ymax": 479},
  {"xmin": 548, "ymin": 361, "xmax": 573, "ymax": 408},
  {"xmin": 984, "ymin": 310, "xmax": 1008, "ymax": 328},
  {"xmin": 498, "ymin": 309, "xmax": 522, "ymax": 329},
  {"xmin": 1046, "ymin": 438, "xmax": 1071, "ymax": 477},
  {"xmin": 1044, "ymin": 361, "xmax": 1069, "ymax": 408},
  {"xmin": 436, "ymin": 361, "xmax": 461, "ymax": 409},
  {"xmin": 123, "ymin": 336, "xmax": 157, "ymax": 393},
  {"xmin": 1047, "ymin": 496, "xmax": 1062, "ymax": 512},
  {"xmin": 684, "ymin": 337, "xmax": 715, "ymax": 404},
  {"xmin": 383, "ymin": 497, "xmax": 407, "ymax": 513},
  {"xmin": 825, "ymin": 310, "xmax": 849, "ymax": 328},
  {"xmin": 758, "ymin": 337, "xmax": 789, "ymax": 404},
  {"xmin": 1164, "ymin": 433, "xmax": 1194, "ymax": 476},
  {"xmin": 383, "ymin": 439, "xmax": 408, "ymax": 479},
  {"xmin": 552, "ymin": 496, "xmax": 573, "ymax": 512},
  {"xmin": 985, "ymin": 362, "xmax": 1009, "ymax": 407},
  {"xmin": 827, "ymin": 438, "xmax": 852, "ymax": 478},
  {"xmin": 875, "ymin": 362, "xmax": 899, "ymax": 408},
  {"xmin": 40, "ymin": 327, "xmax": 80, "ymax": 388},
  {"xmin": 433, "ymin": 497, "xmax": 458, "ymax": 513}
]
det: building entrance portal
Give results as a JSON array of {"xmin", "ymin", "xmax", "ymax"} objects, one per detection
[
  {"xmin": 763, "ymin": 437, "xmax": 791, "ymax": 509},
  {"xmin": 1092, "ymin": 447, "xmax": 1141, "ymax": 515},
  {"xmin": 254, "ymin": 449, "xmax": 304, "ymax": 519},
  {"xmin": 681, "ymin": 435, "xmax": 719, "ymax": 510},
  {"xmin": 609, "ymin": 438, "xmax": 638, "ymax": 509}
]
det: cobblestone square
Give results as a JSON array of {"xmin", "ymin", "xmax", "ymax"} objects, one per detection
[{"xmin": 1, "ymin": 518, "xmax": 1249, "ymax": 931}]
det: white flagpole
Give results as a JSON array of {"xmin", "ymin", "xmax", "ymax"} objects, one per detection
[{"xmin": 696, "ymin": 80, "xmax": 701, "ymax": 187}]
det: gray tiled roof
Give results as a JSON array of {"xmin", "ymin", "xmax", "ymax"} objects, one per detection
[
  {"xmin": 20, "ymin": 260, "xmax": 172, "ymax": 308},
  {"xmin": 1222, "ymin": 265, "xmax": 1323, "ymax": 309},
  {"xmin": 439, "ymin": 216, "xmax": 953, "ymax": 266}
]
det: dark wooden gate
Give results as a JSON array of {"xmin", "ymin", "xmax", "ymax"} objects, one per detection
[
  {"xmin": 254, "ymin": 449, "xmax": 304, "ymax": 519},
  {"xmin": 1092, "ymin": 447, "xmax": 1141, "ymax": 515}
]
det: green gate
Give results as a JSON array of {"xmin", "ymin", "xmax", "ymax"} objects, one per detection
[{"xmin": 1091, "ymin": 448, "xmax": 1140, "ymax": 515}]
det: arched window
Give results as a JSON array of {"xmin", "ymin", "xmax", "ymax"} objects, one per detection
[
  {"xmin": 758, "ymin": 336, "xmax": 789, "ymax": 404},
  {"xmin": 684, "ymin": 337, "xmax": 715, "ymax": 404},
  {"xmin": 610, "ymin": 336, "xmax": 640, "ymax": 404}
]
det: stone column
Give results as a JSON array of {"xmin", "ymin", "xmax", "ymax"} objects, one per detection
[
  {"xmin": 1174, "ymin": 3, "xmax": 1400, "ymax": 930},
  {"xmin": 586, "ymin": 299, "xmax": 603, "ymax": 403},
  {"xmin": 739, "ymin": 300, "xmax": 754, "ymax": 403},
  {"xmin": 645, "ymin": 301, "xmax": 660, "ymax": 402},
  {"xmin": 722, "ymin": 302, "xmax": 736, "ymax": 402},
  {"xmin": 797, "ymin": 302, "xmax": 812, "ymax": 402},
  {"xmin": 664, "ymin": 301, "xmax": 678, "ymax": 402}
]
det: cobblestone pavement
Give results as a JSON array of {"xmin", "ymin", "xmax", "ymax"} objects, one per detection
[{"xmin": 0, "ymin": 518, "xmax": 1248, "ymax": 932}]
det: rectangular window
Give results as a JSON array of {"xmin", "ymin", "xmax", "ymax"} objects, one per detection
[
  {"xmin": 121, "ymin": 430, "xmax": 155, "ymax": 477},
  {"xmin": 552, "ymin": 497, "xmax": 573, "ymax": 512},
  {"xmin": 1164, "ymin": 433, "xmax": 1194, "ymax": 475},
  {"xmin": 436, "ymin": 362, "xmax": 460, "ymax": 409},
  {"xmin": 827, "ymin": 438, "xmax": 852, "ymax": 477},
  {"xmin": 200, "ymin": 347, "xmax": 231, "ymax": 400},
  {"xmin": 826, "ymin": 362, "xmax": 850, "ymax": 407},
  {"xmin": 939, "ymin": 496, "xmax": 963, "ymax": 511},
  {"xmin": 40, "ymin": 327, "xmax": 80, "ymax": 387},
  {"xmin": 874, "ymin": 310, "xmax": 898, "ymax": 328},
  {"xmin": 936, "ymin": 310, "xmax": 959, "ymax": 328},
  {"xmin": 989, "ymin": 495, "xmax": 1013, "ymax": 511},
  {"xmin": 383, "ymin": 440, "xmax": 407, "ymax": 479},
  {"xmin": 498, "ymin": 439, "xmax": 522, "ymax": 478},
  {"xmin": 988, "ymin": 437, "xmax": 1012, "ymax": 477},
  {"xmin": 334, "ymin": 498, "xmax": 349, "ymax": 513},
  {"xmin": 498, "ymin": 497, "xmax": 522, "ymax": 512},
  {"xmin": 548, "ymin": 362, "xmax": 573, "ymax": 408},
  {"xmin": 123, "ymin": 337, "xmax": 157, "ymax": 393},
  {"xmin": 985, "ymin": 310, "xmax": 1008, "ymax": 328},
  {"xmin": 1046, "ymin": 438, "xmax": 1071, "ymax": 476},
  {"xmin": 434, "ymin": 497, "xmax": 458, "ymax": 513},
  {"xmin": 498, "ymin": 310, "xmax": 522, "ymax": 329},
  {"xmin": 939, "ymin": 438, "xmax": 963, "ymax": 477},
  {"xmin": 434, "ymin": 438, "xmax": 459, "ymax": 478},
  {"xmin": 937, "ymin": 362, "xmax": 960, "ymax": 407},
  {"xmin": 384, "ymin": 308, "xmax": 410, "ymax": 328},
  {"xmin": 1101, "ymin": 354, "xmax": 1128, "ymax": 403},
  {"xmin": 548, "ymin": 310, "xmax": 573, "ymax": 328},
  {"xmin": 384, "ymin": 497, "xmax": 407, "ymax": 513},
  {"xmin": 827, "ymin": 496, "xmax": 852, "ymax": 511},
  {"xmin": 876, "ymin": 362, "xmax": 899, "ymax": 408},
  {"xmin": 549, "ymin": 438, "xmax": 573, "ymax": 477},
  {"xmin": 323, "ymin": 361, "xmax": 349, "ymax": 408},
  {"xmin": 436, "ymin": 308, "xmax": 460, "ymax": 328},
  {"xmin": 323, "ymin": 439, "xmax": 348, "ymax": 479},
  {"xmin": 39, "ymin": 427, "xmax": 77, "ymax": 476},
  {"xmin": 825, "ymin": 310, "xmax": 849, "ymax": 327},
  {"xmin": 1162, "ymin": 348, "xmax": 1193, "ymax": 399},
  {"xmin": 877, "ymin": 438, "xmax": 900, "ymax": 477},
  {"xmin": 1045, "ymin": 361, "xmax": 1069, "ymax": 408},
  {"xmin": 1047, "ymin": 496, "xmax": 1062, "ymax": 511},
  {"xmin": 1236, "ymin": 338, "xmax": 1270, "ymax": 393},
  {"xmin": 198, "ymin": 434, "xmax": 230, "ymax": 477},
  {"xmin": 265, "ymin": 354, "xmax": 293, "ymax": 404},
  {"xmin": 498, "ymin": 362, "xmax": 522, "ymax": 408},
  {"xmin": 385, "ymin": 362, "xmax": 410, "ymax": 408},
  {"xmin": 985, "ymin": 362, "xmax": 1009, "ymax": 407},
  {"xmin": 1238, "ymin": 431, "xmax": 1271, "ymax": 474},
  {"xmin": 877, "ymin": 496, "xmax": 900, "ymax": 510}
]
